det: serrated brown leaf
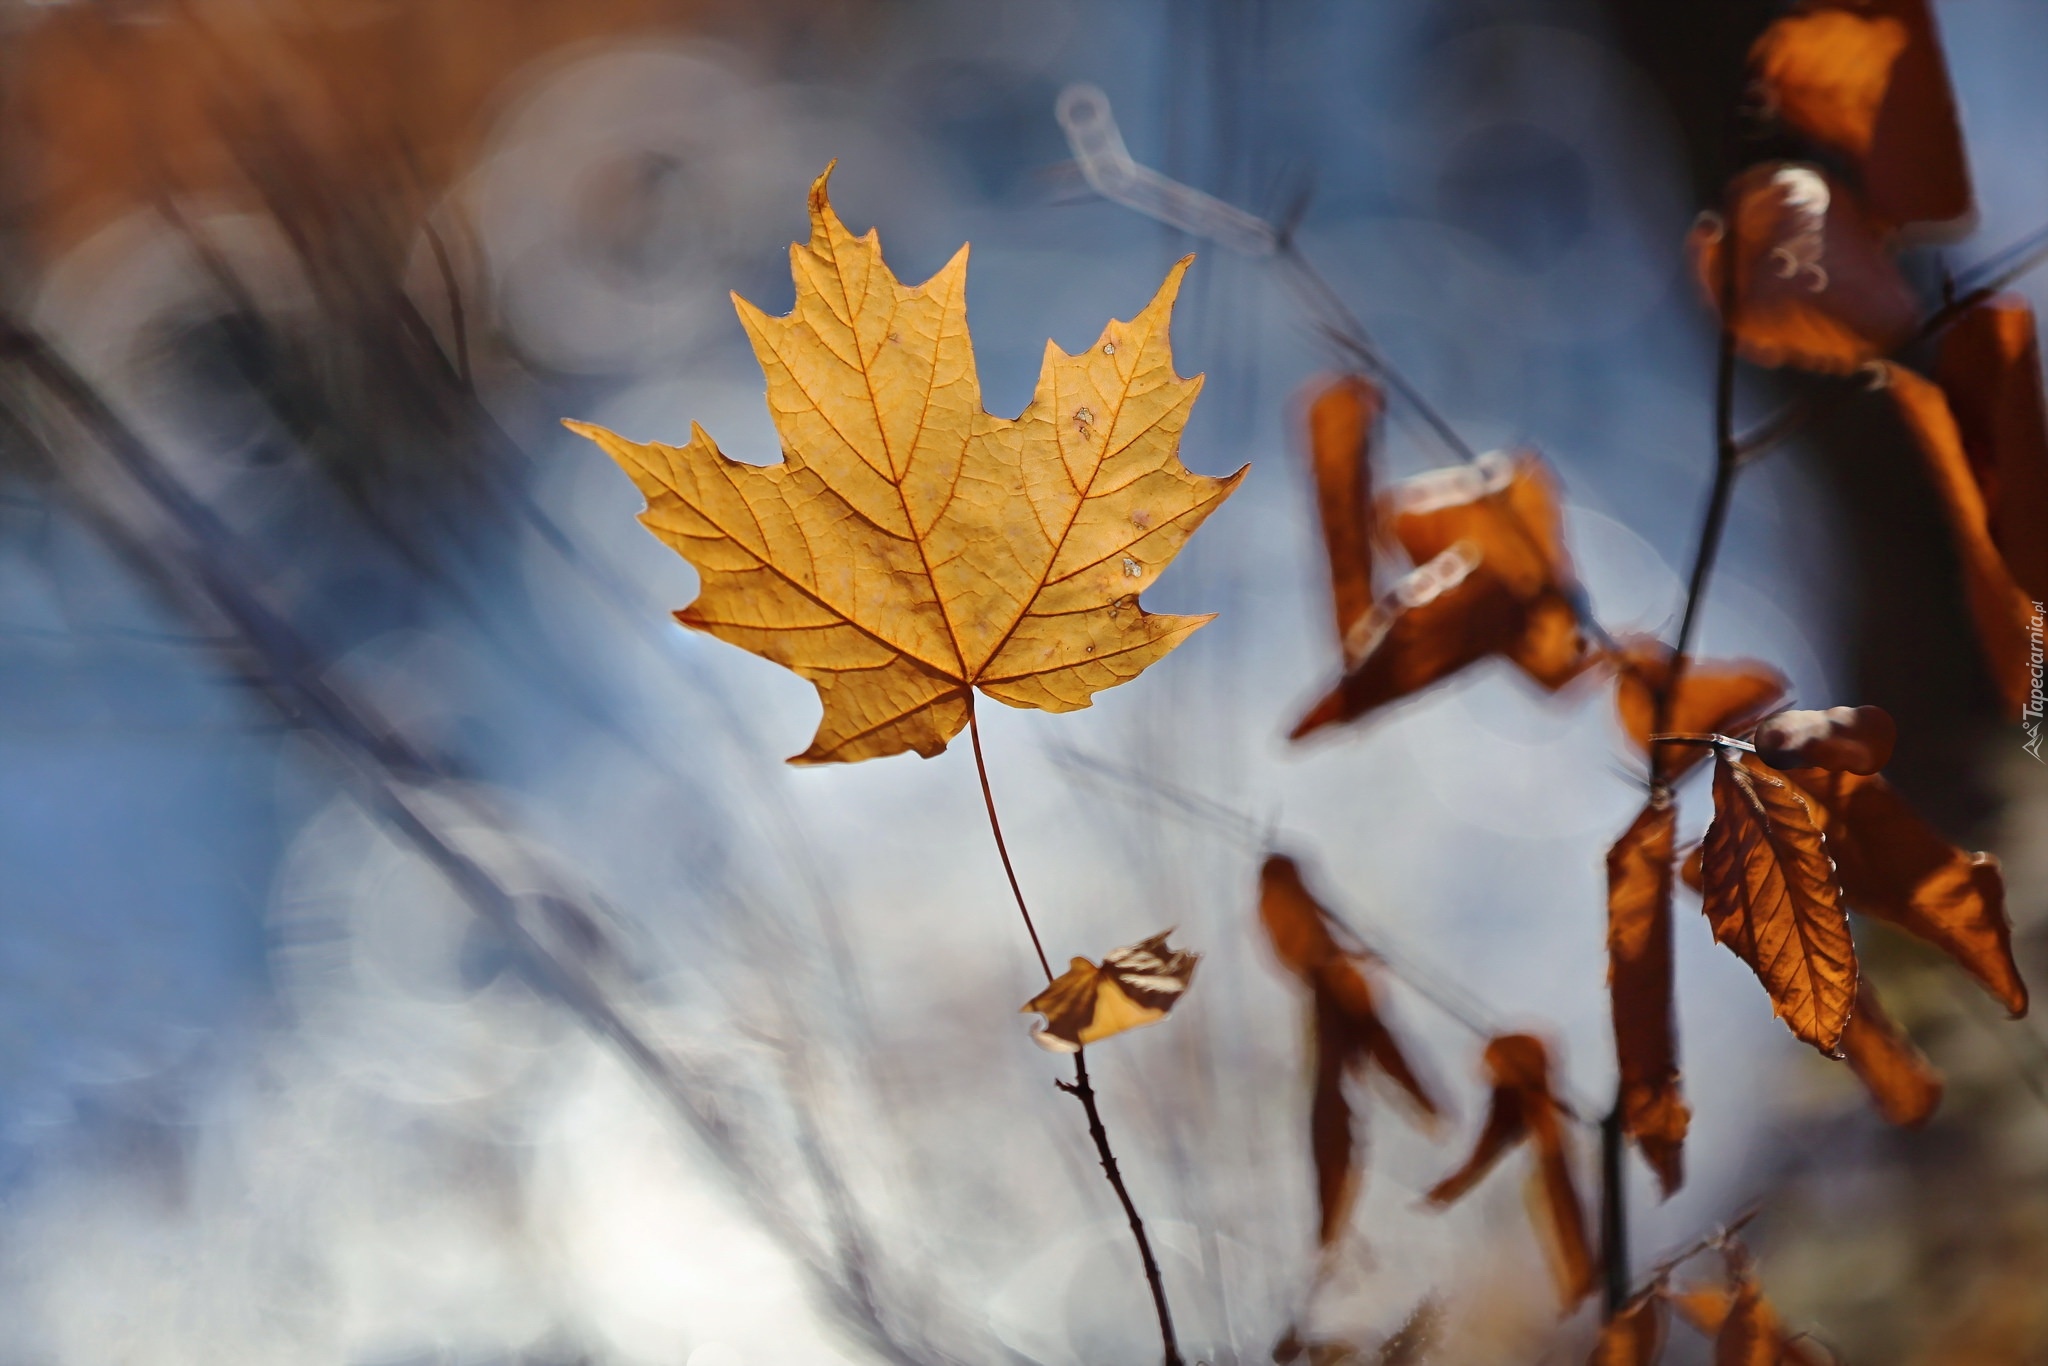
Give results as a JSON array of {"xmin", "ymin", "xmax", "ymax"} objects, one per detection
[
  {"xmin": 1839, "ymin": 976, "xmax": 1943, "ymax": 1126},
  {"xmin": 1615, "ymin": 637, "xmax": 1790, "ymax": 781},
  {"xmin": 1304, "ymin": 374, "xmax": 1385, "ymax": 650},
  {"xmin": 1381, "ymin": 450, "xmax": 1594, "ymax": 689},
  {"xmin": 1785, "ymin": 767, "xmax": 2027, "ymax": 1015},
  {"xmin": 1752, "ymin": 706, "xmax": 1896, "ymax": 774},
  {"xmin": 1259, "ymin": 855, "xmax": 1440, "ymax": 1247},
  {"xmin": 1886, "ymin": 363, "xmax": 2039, "ymax": 719},
  {"xmin": 1936, "ymin": 296, "xmax": 2048, "ymax": 607},
  {"xmin": 1702, "ymin": 752, "xmax": 1857, "ymax": 1054},
  {"xmin": 1021, "ymin": 931, "xmax": 1199, "ymax": 1051},
  {"xmin": 1590, "ymin": 1291, "xmax": 1668, "ymax": 1366},
  {"xmin": 1749, "ymin": 0, "xmax": 1972, "ymax": 232},
  {"xmin": 570, "ymin": 169, "xmax": 1244, "ymax": 763},
  {"xmin": 1688, "ymin": 163, "xmax": 1917, "ymax": 374},
  {"xmin": 1425, "ymin": 1034, "xmax": 1594, "ymax": 1310},
  {"xmin": 1607, "ymin": 800, "xmax": 1689, "ymax": 1197}
]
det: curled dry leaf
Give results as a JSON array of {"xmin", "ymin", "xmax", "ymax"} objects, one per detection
[
  {"xmin": 1021, "ymin": 931, "xmax": 1199, "ymax": 1052},
  {"xmin": 1381, "ymin": 450, "xmax": 1594, "ymax": 689},
  {"xmin": 1589, "ymin": 1290, "xmax": 1668, "ymax": 1366},
  {"xmin": 1936, "ymin": 296, "xmax": 2048, "ymax": 607},
  {"xmin": 1839, "ymin": 976, "xmax": 1943, "ymax": 1126},
  {"xmin": 1886, "ymin": 363, "xmax": 2040, "ymax": 718},
  {"xmin": 1688, "ymin": 162, "xmax": 1917, "ymax": 374},
  {"xmin": 1304, "ymin": 373, "xmax": 1385, "ymax": 650},
  {"xmin": 1752, "ymin": 705, "xmax": 1896, "ymax": 774},
  {"xmin": 1259, "ymin": 855, "xmax": 1440, "ymax": 1247},
  {"xmin": 1607, "ymin": 800, "xmax": 1689, "ymax": 1197},
  {"xmin": 1425, "ymin": 1033, "xmax": 1594, "ymax": 1311},
  {"xmin": 570, "ymin": 168, "xmax": 1244, "ymax": 763},
  {"xmin": 1694, "ymin": 1254, "xmax": 1838, "ymax": 1366},
  {"xmin": 1702, "ymin": 751, "xmax": 1857, "ymax": 1055},
  {"xmin": 1290, "ymin": 543, "xmax": 1519, "ymax": 737},
  {"xmin": 1785, "ymin": 767, "xmax": 2027, "ymax": 1015},
  {"xmin": 1614, "ymin": 636, "xmax": 1790, "ymax": 781},
  {"xmin": 1749, "ymin": 0, "xmax": 1972, "ymax": 232},
  {"xmin": 1291, "ymin": 451, "xmax": 1594, "ymax": 737}
]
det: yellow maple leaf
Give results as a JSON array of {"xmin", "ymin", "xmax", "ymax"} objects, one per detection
[{"xmin": 567, "ymin": 166, "xmax": 1245, "ymax": 763}]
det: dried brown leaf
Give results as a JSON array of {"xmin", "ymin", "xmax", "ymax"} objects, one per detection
[
  {"xmin": 1259, "ymin": 856, "xmax": 1439, "ymax": 1247},
  {"xmin": 1290, "ymin": 545, "xmax": 1523, "ymax": 737},
  {"xmin": 1935, "ymin": 296, "xmax": 2048, "ymax": 607},
  {"xmin": 1304, "ymin": 374, "xmax": 1385, "ymax": 649},
  {"xmin": 1702, "ymin": 752, "xmax": 1857, "ymax": 1054},
  {"xmin": 1590, "ymin": 1291, "xmax": 1668, "ymax": 1366},
  {"xmin": 1425, "ymin": 1033, "xmax": 1594, "ymax": 1311},
  {"xmin": 1786, "ymin": 768, "xmax": 2027, "ymax": 1015},
  {"xmin": 1750, "ymin": 0, "xmax": 1972, "ymax": 231},
  {"xmin": 1615, "ymin": 637, "xmax": 1790, "ymax": 781},
  {"xmin": 1886, "ymin": 364, "xmax": 2040, "ymax": 719},
  {"xmin": 1382, "ymin": 450, "xmax": 1594, "ymax": 689},
  {"xmin": 1607, "ymin": 800, "xmax": 1690, "ymax": 1197},
  {"xmin": 1752, "ymin": 706, "xmax": 1897, "ymax": 774},
  {"xmin": 1688, "ymin": 163, "xmax": 1917, "ymax": 374},
  {"xmin": 1839, "ymin": 976, "xmax": 1943, "ymax": 1126},
  {"xmin": 1021, "ymin": 931, "xmax": 1198, "ymax": 1051}
]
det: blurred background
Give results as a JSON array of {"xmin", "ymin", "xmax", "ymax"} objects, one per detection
[{"xmin": 1, "ymin": 0, "xmax": 2045, "ymax": 1361}]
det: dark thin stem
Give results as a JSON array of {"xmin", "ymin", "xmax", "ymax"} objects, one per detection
[
  {"xmin": 965, "ymin": 702, "xmax": 1182, "ymax": 1366},
  {"xmin": 422, "ymin": 217, "xmax": 472, "ymax": 391},
  {"xmin": 1599, "ymin": 1107, "xmax": 1628, "ymax": 1314},
  {"xmin": 1602, "ymin": 222, "xmax": 1747, "ymax": 1323},
  {"xmin": 1058, "ymin": 1055, "xmax": 1184, "ymax": 1366},
  {"xmin": 1272, "ymin": 241, "xmax": 1477, "ymax": 465}
]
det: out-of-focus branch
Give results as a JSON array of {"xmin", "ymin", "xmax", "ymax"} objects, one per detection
[{"xmin": 0, "ymin": 317, "xmax": 969, "ymax": 1366}]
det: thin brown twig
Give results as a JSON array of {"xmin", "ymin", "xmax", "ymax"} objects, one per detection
[{"xmin": 965, "ymin": 702, "xmax": 1183, "ymax": 1366}]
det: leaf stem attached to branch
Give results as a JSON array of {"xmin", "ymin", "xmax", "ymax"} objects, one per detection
[
  {"xmin": 1602, "ymin": 218, "xmax": 1749, "ymax": 1320},
  {"xmin": 966, "ymin": 702, "xmax": 1184, "ymax": 1366}
]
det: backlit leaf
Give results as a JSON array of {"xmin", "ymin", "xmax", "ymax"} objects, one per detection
[
  {"xmin": 571, "ymin": 168, "xmax": 1244, "ymax": 763},
  {"xmin": 1785, "ymin": 767, "xmax": 2027, "ymax": 1015},
  {"xmin": 1839, "ymin": 976, "xmax": 1943, "ymax": 1126},
  {"xmin": 1607, "ymin": 800, "xmax": 1689, "ymax": 1197},
  {"xmin": 1615, "ymin": 637, "xmax": 1790, "ymax": 781},
  {"xmin": 1688, "ymin": 163, "xmax": 1917, "ymax": 374},
  {"xmin": 1674, "ymin": 1264, "xmax": 1833, "ymax": 1366},
  {"xmin": 1426, "ymin": 1033, "xmax": 1594, "ymax": 1310},
  {"xmin": 1259, "ymin": 855, "xmax": 1440, "ymax": 1247},
  {"xmin": 1590, "ymin": 1291, "xmax": 1668, "ymax": 1366},
  {"xmin": 1290, "ymin": 544, "xmax": 1520, "ymax": 737},
  {"xmin": 1304, "ymin": 374, "xmax": 1385, "ymax": 651},
  {"xmin": 1702, "ymin": 752, "xmax": 1857, "ymax": 1054},
  {"xmin": 1381, "ymin": 450, "xmax": 1594, "ymax": 688},
  {"xmin": 1886, "ymin": 363, "xmax": 2039, "ymax": 718},
  {"xmin": 1752, "ymin": 706, "xmax": 1896, "ymax": 774},
  {"xmin": 1749, "ymin": 0, "xmax": 1972, "ymax": 231},
  {"xmin": 1021, "ymin": 931, "xmax": 1199, "ymax": 1052},
  {"xmin": 1935, "ymin": 296, "xmax": 2048, "ymax": 607}
]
